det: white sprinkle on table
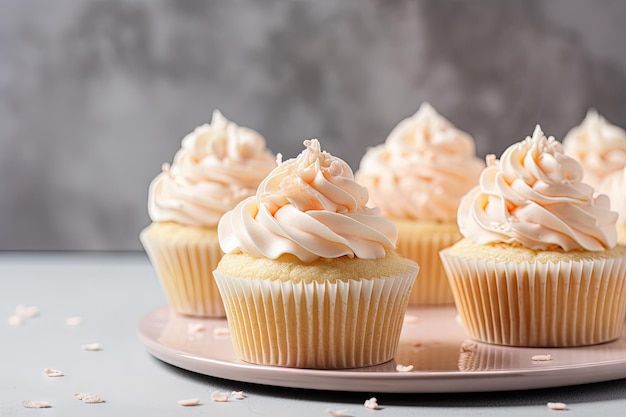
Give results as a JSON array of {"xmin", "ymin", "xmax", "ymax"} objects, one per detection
[
  {"xmin": 532, "ymin": 354, "xmax": 553, "ymax": 362},
  {"xmin": 326, "ymin": 408, "xmax": 349, "ymax": 416},
  {"xmin": 178, "ymin": 398, "xmax": 200, "ymax": 406},
  {"xmin": 66, "ymin": 317, "xmax": 83, "ymax": 326},
  {"xmin": 16, "ymin": 305, "xmax": 40, "ymax": 318},
  {"xmin": 23, "ymin": 400, "xmax": 51, "ymax": 408},
  {"xmin": 364, "ymin": 397, "xmax": 379, "ymax": 409},
  {"xmin": 81, "ymin": 343, "xmax": 100, "ymax": 351},
  {"xmin": 210, "ymin": 391, "xmax": 229, "ymax": 402},
  {"xmin": 547, "ymin": 402, "xmax": 567, "ymax": 410},
  {"xmin": 74, "ymin": 392, "xmax": 105, "ymax": 403},
  {"xmin": 231, "ymin": 391, "xmax": 246, "ymax": 400},
  {"xmin": 43, "ymin": 368, "xmax": 64, "ymax": 377}
]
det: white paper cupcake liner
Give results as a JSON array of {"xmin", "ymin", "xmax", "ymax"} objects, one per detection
[
  {"xmin": 440, "ymin": 251, "xmax": 626, "ymax": 347},
  {"xmin": 213, "ymin": 260, "xmax": 418, "ymax": 369},
  {"xmin": 140, "ymin": 225, "xmax": 226, "ymax": 318},
  {"xmin": 396, "ymin": 229, "xmax": 459, "ymax": 305}
]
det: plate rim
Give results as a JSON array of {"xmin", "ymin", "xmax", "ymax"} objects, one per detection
[{"xmin": 138, "ymin": 306, "xmax": 626, "ymax": 393}]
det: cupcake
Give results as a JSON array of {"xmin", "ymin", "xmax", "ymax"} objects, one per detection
[
  {"xmin": 598, "ymin": 167, "xmax": 626, "ymax": 244},
  {"xmin": 214, "ymin": 139, "xmax": 419, "ymax": 369},
  {"xmin": 563, "ymin": 109, "xmax": 626, "ymax": 190},
  {"xmin": 140, "ymin": 110, "xmax": 276, "ymax": 317},
  {"xmin": 440, "ymin": 125, "xmax": 626, "ymax": 347},
  {"xmin": 356, "ymin": 103, "xmax": 484, "ymax": 305}
]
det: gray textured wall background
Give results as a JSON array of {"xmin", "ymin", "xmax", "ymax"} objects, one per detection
[{"xmin": 2, "ymin": 0, "xmax": 626, "ymax": 250}]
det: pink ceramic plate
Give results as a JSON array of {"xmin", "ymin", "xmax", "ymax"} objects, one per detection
[{"xmin": 138, "ymin": 306, "xmax": 626, "ymax": 393}]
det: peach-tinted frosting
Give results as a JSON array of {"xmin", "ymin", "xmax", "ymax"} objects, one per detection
[
  {"xmin": 459, "ymin": 125, "xmax": 617, "ymax": 251},
  {"xmin": 218, "ymin": 139, "xmax": 398, "ymax": 262},
  {"xmin": 598, "ymin": 167, "xmax": 626, "ymax": 225},
  {"xmin": 563, "ymin": 109, "xmax": 626, "ymax": 190},
  {"xmin": 148, "ymin": 110, "xmax": 276, "ymax": 227},
  {"xmin": 356, "ymin": 103, "xmax": 484, "ymax": 221}
]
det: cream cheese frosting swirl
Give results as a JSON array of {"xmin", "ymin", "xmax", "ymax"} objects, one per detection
[
  {"xmin": 218, "ymin": 139, "xmax": 398, "ymax": 262},
  {"xmin": 563, "ymin": 109, "xmax": 626, "ymax": 190},
  {"xmin": 459, "ymin": 125, "xmax": 617, "ymax": 251},
  {"xmin": 598, "ymin": 167, "xmax": 626, "ymax": 225},
  {"xmin": 356, "ymin": 103, "xmax": 484, "ymax": 221},
  {"xmin": 148, "ymin": 110, "xmax": 276, "ymax": 227}
]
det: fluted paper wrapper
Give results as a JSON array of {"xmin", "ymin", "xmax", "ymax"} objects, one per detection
[
  {"xmin": 440, "ymin": 251, "xmax": 626, "ymax": 347},
  {"xmin": 140, "ymin": 225, "xmax": 226, "ymax": 318},
  {"xmin": 213, "ymin": 261, "xmax": 418, "ymax": 369},
  {"xmin": 396, "ymin": 227, "xmax": 459, "ymax": 305}
]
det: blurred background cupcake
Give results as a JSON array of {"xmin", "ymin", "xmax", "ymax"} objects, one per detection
[
  {"xmin": 140, "ymin": 110, "xmax": 276, "ymax": 317},
  {"xmin": 214, "ymin": 139, "xmax": 418, "ymax": 369},
  {"xmin": 598, "ymin": 167, "xmax": 626, "ymax": 245},
  {"xmin": 356, "ymin": 103, "xmax": 484, "ymax": 305},
  {"xmin": 563, "ymin": 109, "xmax": 626, "ymax": 190},
  {"xmin": 440, "ymin": 125, "xmax": 626, "ymax": 347}
]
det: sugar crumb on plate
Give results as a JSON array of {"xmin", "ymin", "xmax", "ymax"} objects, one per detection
[
  {"xmin": 532, "ymin": 354, "xmax": 553, "ymax": 362},
  {"xmin": 396, "ymin": 364, "xmax": 414, "ymax": 372}
]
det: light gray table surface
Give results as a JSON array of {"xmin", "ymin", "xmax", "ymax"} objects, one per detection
[{"xmin": 2, "ymin": 251, "xmax": 626, "ymax": 417}]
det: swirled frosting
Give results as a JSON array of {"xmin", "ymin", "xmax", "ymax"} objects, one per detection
[
  {"xmin": 598, "ymin": 167, "xmax": 626, "ymax": 225},
  {"xmin": 148, "ymin": 110, "xmax": 276, "ymax": 227},
  {"xmin": 356, "ymin": 103, "xmax": 484, "ymax": 221},
  {"xmin": 459, "ymin": 125, "xmax": 617, "ymax": 251},
  {"xmin": 218, "ymin": 139, "xmax": 398, "ymax": 262},
  {"xmin": 563, "ymin": 109, "xmax": 626, "ymax": 190}
]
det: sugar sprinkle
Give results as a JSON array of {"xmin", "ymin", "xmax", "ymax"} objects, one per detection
[
  {"xmin": 44, "ymin": 368, "xmax": 64, "ymax": 377},
  {"xmin": 231, "ymin": 391, "xmax": 246, "ymax": 400},
  {"xmin": 532, "ymin": 354, "xmax": 553, "ymax": 362},
  {"xmin": 210, "ymin": 391, "xmax": 229, "ymax": 402},
  {"xmin": 23, "ymin": 400, "xmax": 51, "ymax": 408},
  {"xmin": 547, "ymin": 402, "xmax": 567, "ymax": 410},
  {"xmin": 81, "ymin": 343, "xmax": 100, "ymax": 351},
  {"xmin": 66, "ymin": 317, "xmax": 83, "ymax": 326},
  {"xmin": 326, "ymin": 409, "xmax": 350, "ymax": 417},
  {"xmin": 213, "ymin": 327, "xmax": 231, "ymax": 337},
  {"xmin": 75, "ymin": 392, "xmax": 105, "ymax": 404},
  {"xmin": 178, "ymin": 398, "xmax": 200, "ymax": 406},
  {"xmin": 364, "ymin": 397, "xmax": 379, "ymax": 410},
  {"xmin": 16, "ymin": 305, "xmax": 40, "ymax": 318},
  {"xmin": 395, "ymin": 364, "xmax": 414, "ymax": 372}
]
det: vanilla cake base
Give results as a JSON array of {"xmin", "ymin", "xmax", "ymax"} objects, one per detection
[
  {"xmin": 392, "ymin": 219, "xmax": 460, "ymax": 305},
  {"xmin": 214, "ymin": 251, "xmax": 418, "ymax": 369},
  {"xmin": 440, "ymin": 239, "xmax": 626, "ymax": 347},
  {"xmin": 140, "ymin": 222, "xmax": 226, "ymax": 318}
]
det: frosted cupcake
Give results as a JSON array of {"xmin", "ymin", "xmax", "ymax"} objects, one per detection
[
  {"xmin": 140, "ymin": 110, "xmax": 276, "ymax": 317},
  {"xmin": 598, "ymin": 167, "xmax": 626, "ymax": 244},
  {"xmin": 215, "ymin": 139, "xmax": 419, "ymax": 369},
  {"xmin": 440, "ymin": 125, "xmax": 626, "ymax": 347},
  {"xmin": 356, "ymin": 103, "xmax": 484, "ymax": 305},
  {"xmin": 563, "ymin": 109, "xmax": 626, "ymax": 190}
]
